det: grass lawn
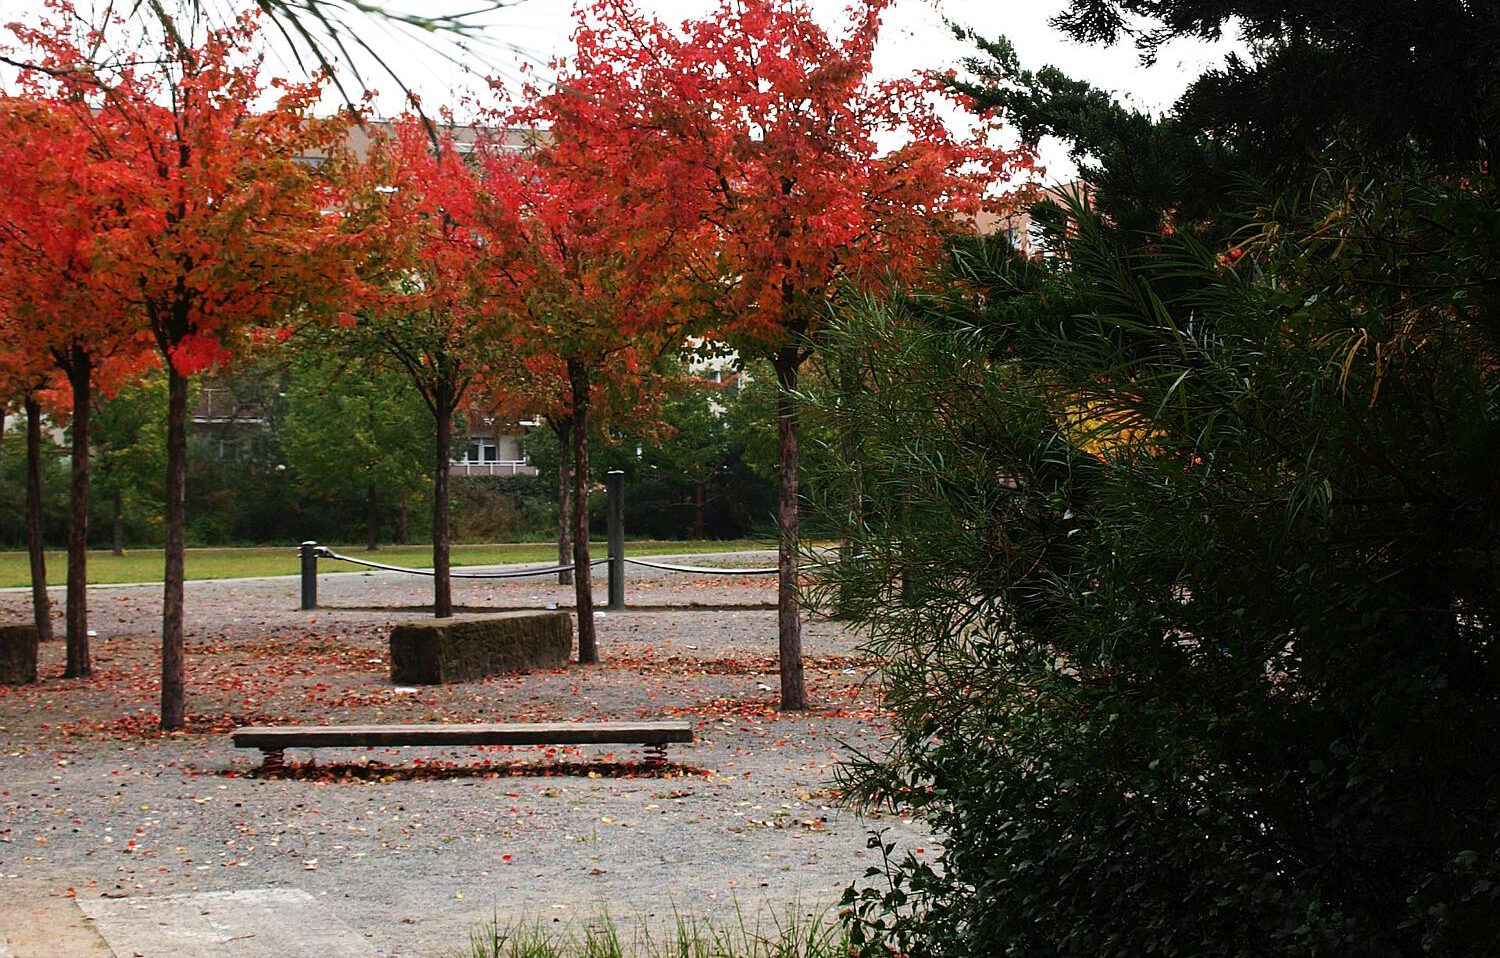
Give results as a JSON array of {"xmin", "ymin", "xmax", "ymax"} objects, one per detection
[{"xmin": 0, "ymin": 539, "xmax": 775, "ymax": 589}]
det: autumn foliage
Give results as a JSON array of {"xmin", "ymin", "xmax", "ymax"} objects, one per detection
[
  {"xmin": 0, "ymin": 0, "xmax": 1028, "ymax": 725},
  {"xmin": 477, "ymin": 98, "xmax": 703, "ymax": 661},
  {"xmin": 342, "ymin": 116, "xmax": 501, "ymax": 619},
  {"xmin": 0, "ymin": 58, "xmax": 147, "ymax": 676},
  {"xmin": 538, "ymin": 0, "xmax": 1030, "ymax": 707},
  {"xmin": 5, "ymin": 4, "xmax": 349, "ymax": 728}
]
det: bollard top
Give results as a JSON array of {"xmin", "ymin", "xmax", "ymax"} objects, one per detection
[
  {"xmin": 606, "ymin": 469, "xmax": 624, "ymax": 476},
  {"xmin": 301, "ymin": 540, "xmax": 319, "ymax": 547}
]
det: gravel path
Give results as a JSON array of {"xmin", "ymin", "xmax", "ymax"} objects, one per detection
[{"xmin": 0, "ymin": 556, "xmax": 924, "ymax": 956}]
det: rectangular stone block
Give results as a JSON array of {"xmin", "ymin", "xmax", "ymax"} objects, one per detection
[
  {"xmin": 389, "ymin": 612, "xmax": 573, "ymax": 685},
  {"xmin": 0, "ymin": 624, "xmax": 39, "ymax": 685}
]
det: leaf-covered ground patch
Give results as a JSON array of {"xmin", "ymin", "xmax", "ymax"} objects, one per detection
[{"xmin": 227, "ymin": 758, "xmax": 711, "ymax": 782}]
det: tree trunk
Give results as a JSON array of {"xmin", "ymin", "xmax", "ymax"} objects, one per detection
[
  {"xmin": 433, "ymin": 384, "xmax": 453, "ymax": 618},
  {"xmin": 24, "ymin": 395, "xmax": 53, "ymax": 645},
  {"xmin": 772, "ymin": 345, "xmax": 807, "ymax": 711},
  {"xmin": 569, "ymin": 360, "xmax": 597, "ymax": 664},
  {"xmin": 555, "ymin": 418, "xmax": 573, "ymax": 586},
  {"xmin": 160, "ymin": 366, "xmax": 188, "ymax": 730},
  {"xmin": 112, "ymin": 487, "xmax": 125, "ymax": 557},
  {"xmin": 396, "ymin": 500, "xmax": 409, "ymax": 544},
  {"xmin": 365, "ymin": 482, "xmax": 380, "ymax": 551},
  {"xmin": 694, "ymin": 483, "xmax": 706, "ymax": 539},
  {"xmin": 64, "ymin": 349, "xmax": 93, "ymax": 678}
]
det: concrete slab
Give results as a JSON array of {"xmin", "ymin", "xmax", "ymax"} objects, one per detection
[
  {"xmin": 0, "ymin": 896, "xmax": 113, "ymax": 958},
  {"xmin": 77, "ymin": 888, "xmax": 370, "ymax": 958}
]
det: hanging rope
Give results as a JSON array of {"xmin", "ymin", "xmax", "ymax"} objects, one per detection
[
  {"xmin": 313, "ymin": 546, "xmax": 794, "ymax": 579},
  {"xmin": 622, "ymin": 556, "xmax": 780, "ymax": 575},
  {"xmin": 316, "ymin": 547, "xmax": 605, "ymax": 579}
]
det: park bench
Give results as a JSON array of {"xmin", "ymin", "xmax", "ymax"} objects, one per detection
[{"xmin": 231, "ymin": 721, "xmax": 694, "ymax": 773}]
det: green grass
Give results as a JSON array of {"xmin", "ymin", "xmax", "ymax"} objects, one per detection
[
  {"xmin": 0, "ymin": 539, "xmax": 775, "ymax": 589},
  {"xmin": 457, "ymin": 907, "xmax": 847, "ymax": 958}
]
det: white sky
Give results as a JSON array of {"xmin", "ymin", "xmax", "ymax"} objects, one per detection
[
  {"xmin": 1, "ymin": 0, "xmax": 1243, "ymax": 179},
  {"xmin": 455, "ymin": 0, "xmax": 1238, "ymax": 114},
  {"xmin": 337, "ymin": 0, "xmax": 1242, "ymax": 180}
]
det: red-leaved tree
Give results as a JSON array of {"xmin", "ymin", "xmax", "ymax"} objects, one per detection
[
  {"xmin": 0, "ymin": 91, "xmax": 148, "ymax": 677},
  {"xmin": 548, "ymin": 0, "xmax": 1029, "ymax": 707},
  {"xmin": 479, "ymin": 116, "xmax": 699, "ymax": 662},
  {"xmin": 344, "ymin": 115, "xmax": 501, "ymax": 619},
  {"xmin": 11, "ymin": 7, "xmax": 349, "ymax": 727},
  {"xmin": 0, "ymin": 278, "xmax": 57, "ymax": 648}
]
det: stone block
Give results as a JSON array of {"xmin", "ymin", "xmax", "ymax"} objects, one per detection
[
  {"xmin": 0, "ymin": 624, "xmax": 39, "ymax": 685},
  {"xmin": 389, "ymin": 612, "xmax": 573, "ymax": 685}
]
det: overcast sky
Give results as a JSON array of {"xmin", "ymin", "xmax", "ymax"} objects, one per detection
[
  {"xmin": 331, "ymin": 0, "xmax": 1241, "ymax": 179},
  {"xmin": 455, "ymin": 0, "xmax": 1240, "ymax": 115},
  {"xmin": 2, "ymin": 0, "xmax": 1242, "ymax": 180}
]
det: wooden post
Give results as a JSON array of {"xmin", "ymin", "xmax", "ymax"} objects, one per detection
[
  {"xmin": 300, "ymin": 541, "xmax": 318, "ymax": 611},
  {"xmin": 606, "ymin": 470, "xmax": 625, "ymax": 611}
]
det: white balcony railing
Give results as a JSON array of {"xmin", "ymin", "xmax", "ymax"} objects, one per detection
[{"xmin": 448, "ymin": 460, "xmax": 539, "ymax": 478}]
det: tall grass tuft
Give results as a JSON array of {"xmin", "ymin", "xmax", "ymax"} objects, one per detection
[{"xmin": 457, "ymin": 906, "xmax": 846, "ymax": 958}]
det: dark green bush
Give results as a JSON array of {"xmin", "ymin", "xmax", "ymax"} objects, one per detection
[
  {"xmin": 818, "ymin": 168, "xmax": 1500, "ymax": 956},
  {"xmin": 451, "ymin": 474, "xmax": 554, "ymax": 543},
  {"xmin": 0, "ymin": 424, "xmax": 68, "ymax": 547}
]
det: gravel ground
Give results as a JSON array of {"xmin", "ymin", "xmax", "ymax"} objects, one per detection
[{"xmin": 0, "ymin": 556, "xmax": 925, "ymax": 956}]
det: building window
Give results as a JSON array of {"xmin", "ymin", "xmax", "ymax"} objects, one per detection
[{"xmin": 462, "ymin": 439, "xmax": 498, "ymax": 463}]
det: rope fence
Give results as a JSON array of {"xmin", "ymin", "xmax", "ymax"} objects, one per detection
[
  {"xmin": 315, "ymin": 546, "xmax": 606, "ymax": 579},
  {"xmin": 622, "ymin": 556, "xmax": 779, "ymax": 575},
  {"xmin": 298, "ymin": 470, "xmax": 782, "ymax": 612}
]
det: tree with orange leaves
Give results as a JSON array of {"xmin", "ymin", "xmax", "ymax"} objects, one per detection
[
  {"xmin": 545, "ymin": 0, "xmax": 1029, "ymax": 708},
  {"xmin": 0, "ymin": 285, "xmax": 58, "ymax": 650},
  {"xmin": 342, "ymin": 115, "xmax": 503, "ymax": 620},
  {"xmin": 478, "ymin": 117, "xmax": 699, "ymax": 664},
  {"xmin": 8, "ymin": 5, "xmax": 349, "ymax": 728},
  {"xmin": 0, "ymin": 93, "xmax": 148, "ymax": 678}
]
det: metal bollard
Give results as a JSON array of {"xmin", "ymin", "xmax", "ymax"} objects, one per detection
[
  {"xmin": 606, "ymin": 470, "xmax": 625, "ymax": 611},
  {"xmin": 300, "ymin": 540, "xmax": 319, "ymax": 611}
]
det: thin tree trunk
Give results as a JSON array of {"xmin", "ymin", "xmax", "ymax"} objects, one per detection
[
  {"xmin": 160, "ymin": 365, "xmax": 188, "ymax": 730},
  {"xmin": 772, "ymin": 345, "xmax": 807, "ymax": 711},
  {"xmin": 837, "ymin": 355, "xmax": 864, "ymax": 616},
  {"xmin": 694, "ymin": 483, "xmax": 706, "ymax": 539},
  {"xmin": 64, "ymin": 349, "xmax": 93, "ymax": 677},
  {"xmin": 569, "ymin": 360, "xmax": 596, "ymax": 664},
  {"xmin": 24, "ymin": 395, "xmax": 54, "ymax": 644},
  {"xmin": 555, "ymin": 418, "xmax": 573, "ymax": 586},
  {"xmin": 365, "ymin": 482, "xmax": 379, "ymax": 551},
  {"xmin": 396, "ymin": 501, "xmax": 409, "ymax": 544},
  {"xmin": 112, "ymin": 488, "xmax": 125, "ymax": 557},
  {"xmin": 899, "ymin": 490, "xmax": 917, "ymax": 607},
  {"xmin": 433, "ymin": 384, "xmax": 453, "ymax": 618}
]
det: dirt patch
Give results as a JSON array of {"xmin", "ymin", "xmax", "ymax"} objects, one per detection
[{"xmin": 0, "ymin": 563, "xmax": 922, "ymax": 957}]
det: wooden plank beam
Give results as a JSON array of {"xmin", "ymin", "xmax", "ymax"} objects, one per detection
[{"xmin": 231, "ymin": 721, "xmax": 694, "ymax": 750}]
